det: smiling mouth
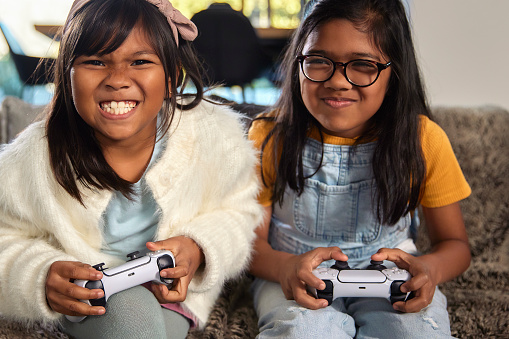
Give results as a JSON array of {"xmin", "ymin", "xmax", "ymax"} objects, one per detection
[{"xmin": 100, "ymin": 101, "xmax": 138, "ymax": 115}]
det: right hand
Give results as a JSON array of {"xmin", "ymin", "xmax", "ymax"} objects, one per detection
[
  {"xmin": 277, "ymin": 247, "xmax": 347, "ymax": 309},
  {"xmin": 45, "ymin": 261, "xmax": 106, "ymax": 317}
]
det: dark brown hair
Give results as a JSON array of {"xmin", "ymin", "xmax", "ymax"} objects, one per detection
[
  {"xmin": 261, "ymin": 0, "xmax": 430, "ymax": 225},
  {"xmin": 46, "ymin": 0, "xmax": 204, "ymax": 204}
]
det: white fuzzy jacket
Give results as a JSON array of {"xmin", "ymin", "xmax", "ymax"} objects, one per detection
[{"xmin": 0, "ymin": 100, "xmax": 263, "ymax": 327}]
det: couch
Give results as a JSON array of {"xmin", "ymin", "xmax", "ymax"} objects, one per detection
[{"xmin": 0, "ymin": 96, "xmax": 507, "ymax": 338}]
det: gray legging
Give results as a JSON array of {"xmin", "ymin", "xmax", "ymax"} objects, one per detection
[{"xmin": 61, "ymin": 286, "xmax": 190, "ymax": 339}]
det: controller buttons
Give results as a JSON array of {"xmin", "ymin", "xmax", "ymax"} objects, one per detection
[
  {"xmin": 385, "ymin": 268, "xmax": 407, "ymax": 280},
  {"xmin": 126, "ymin": 251, "xmax": 141, "ymax": 261}
]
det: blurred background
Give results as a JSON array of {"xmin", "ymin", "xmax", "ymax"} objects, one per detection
[{"xmin": 0, "ymin": 0, "xmax": 508, "ymax": 111}]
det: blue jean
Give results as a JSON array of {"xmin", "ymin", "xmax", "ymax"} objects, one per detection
[
  {"xmin": 256, "ymin": 139, "xmax": 454, "ymax": 338},
  {"xmin": 252, "ymin": 278, "xmax": 454, "ymax": 339}
]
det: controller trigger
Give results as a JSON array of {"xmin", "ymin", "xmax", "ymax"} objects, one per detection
[
  {"xmin": 92, "ymin": 263, "xmax": 106, "ymax": 271},
  {"xmin": 126, "ymin": 251, "xmax": 141, "ymax": 261}
]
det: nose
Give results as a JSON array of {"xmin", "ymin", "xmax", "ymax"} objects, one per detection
[
  {"xmin": 105, "ymin": 67, "xmax": 131, "ymax": 90},
  {"xmin": 324, "ymin": 65, "xmax": 351, "ymax": 90}
]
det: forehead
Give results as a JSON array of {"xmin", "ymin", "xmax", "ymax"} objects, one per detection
[
  {"xmin": 303, "ymin": 18, "xmax": 385, "ymax": 61},
  {"xmin": 71, "ymin": 8, "xmax": 159, "ymax": 58},
  {"xmin": 112, "ymin": 25, "xmax": 157, "ymax": 54}
]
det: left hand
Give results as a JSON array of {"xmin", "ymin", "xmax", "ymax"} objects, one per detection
[
  {"xmin": 146, "ymin": 237, "xmax": 204, "ymax": 304},
  {"xmin": 371, "ymin": 248, "xmax": 438, "ymax": 313}
]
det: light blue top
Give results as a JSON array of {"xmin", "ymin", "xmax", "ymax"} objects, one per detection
[{"xmin": 101, "ymin": 134, "xmax": 166, "ymax": 260}]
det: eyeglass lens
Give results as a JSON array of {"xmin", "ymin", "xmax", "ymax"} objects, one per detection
[{"xmin": 302, "ymin": 56, "xmax": 381, "ymax": 86}]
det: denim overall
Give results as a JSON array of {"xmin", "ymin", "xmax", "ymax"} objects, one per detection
[{"xmin": 252, "ymin": 138, "xmax": 453, "ymax": 338}]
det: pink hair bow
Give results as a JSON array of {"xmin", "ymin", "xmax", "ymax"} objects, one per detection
[
  {"xmin": 66, "ymin": 0, "xmax": 198, "ymax": 46},
  {"xmin": 145, "ymin": 0, "xmax": 198, "ymax": 46}
]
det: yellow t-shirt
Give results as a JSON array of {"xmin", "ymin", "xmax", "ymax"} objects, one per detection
[{"xmin": 248, "ymin": 114, "xmax": 471, "ymax": 208}]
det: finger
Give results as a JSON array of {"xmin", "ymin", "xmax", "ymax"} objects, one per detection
[
  {"xmin": 63, "ymin": 299, "xmax": 106, "ymax": 317},
  {"xmin": 298, "ymin": 268, "xmax": 326, "ymax": 291},
  {"xmin": 66, "ymin": 285, "xmax": 105, "ymax": 301},
  {"xmin": 312, "ymin": 247, "xmax": 348, "ymax": 265},
  {"xmin": 401, "ymin": 273, "xmax": 428, "ymax": 293},
  {"xmin": 160, "ymin": 265, "xmax": 188, "ymax": 280},
  {"xmin": 393, "ymin": 284, "xmax": 435, "ymax": 313},
  {"xmin": 47, "ymin": 271, "xmax": 103, "ymax": 304},
  {"xmin": 371, "ymin": 247, "xmax": 402, "ymax": 261},
  {"xmin": 153, "ymin": 279, "xmax": 188, "ymax": 303},
  {"xmin": 393, "ymin": 293, "xmax": 428, "ymax": 313},
  {"xmin": 293, "ymin": 283, "xmax": 328, "ymax": 310},
  {"xmin": 372, "ymin": 248, "xmax": 412, "ymax": 269},
  {"xmin": 146, "ymin": 241, "xmax": 165, "ymax": 252},
  {"xmin": 329, "ymin": 247, "xmax": 349, "ymax": 262},
  {"xmin": 47, "ymin": 281, "xmax": 105, "ymax": 311},
  {"xmin": 47, "ymin": 290, "xmax": 106, "ymax": 317},
  {"xmin": 151, "ymin": 283, "xmax": 171, "ymax": 303},
  {"xmin": 49, "ymin": 261, "xmax": 103, "ymax": 281}
]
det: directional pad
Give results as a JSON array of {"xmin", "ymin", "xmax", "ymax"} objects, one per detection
[
  {"xmin": 390, "ymin": 280, "xmax": 411, "ymax": 304},
  {"xmin": 316, "ymin": 280, "xmax": 334, "ymax": 305},
  {"xmin": 85, "ymin": 280, "xmax": 106, "ymax": 307}
]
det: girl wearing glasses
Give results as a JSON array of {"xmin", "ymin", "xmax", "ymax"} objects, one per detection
[{"xmin": 248, "ymin": 0, "xmax": 471, "ymax": 337}]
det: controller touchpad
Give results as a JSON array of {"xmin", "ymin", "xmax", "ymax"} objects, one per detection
[{"xmin": 338, "ymin": 270, "xmax": 387, "ymax": 283}]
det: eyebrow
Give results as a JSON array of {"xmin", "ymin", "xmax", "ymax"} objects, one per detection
[
  {"xmin": 132, "ymin": 50, "xmax": 158, "ymax": 57},
  {"xmin": 304, "ymin": 49, "xmax": 382, "ymax": 61}
]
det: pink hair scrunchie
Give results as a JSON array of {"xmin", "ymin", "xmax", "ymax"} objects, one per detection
[{"xmin": 66, "ymin": 0, "xmax": 198, "ymax": 46}]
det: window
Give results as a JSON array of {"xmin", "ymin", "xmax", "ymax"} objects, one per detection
[{"xmin": 172, "ymin": 0, "xmax": 306, "ymax": 29}]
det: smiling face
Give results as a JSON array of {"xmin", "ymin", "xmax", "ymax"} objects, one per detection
[
  {"xmin": 70, "ymin": 24, "xmax": 168, "ymax": 149},
  {"xmin": 299, "ymin": 18, "xmax": 391, "ymax": 138}
]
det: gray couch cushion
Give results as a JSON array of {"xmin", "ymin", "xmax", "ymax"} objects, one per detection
[{"xmin": 0, "ymin": 95, "xmax": 45, "ymax": 144}]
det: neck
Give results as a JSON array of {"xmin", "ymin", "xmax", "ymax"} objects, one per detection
[{"xmin": 101, "ymin": 134, "xmax": 157, "ymax": 183}]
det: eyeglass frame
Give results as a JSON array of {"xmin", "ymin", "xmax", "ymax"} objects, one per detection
[{"xmin": 296, "ymin": 54, "xmax": 392, "ymax": 88}]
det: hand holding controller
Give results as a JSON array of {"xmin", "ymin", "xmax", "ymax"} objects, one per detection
[
  {"xmin": 307, "ymin": 260, "xmax": 414, "ymax": 306},
  {"xmin": 65, "ymin": 250, "xmax": 175, "ymax": 322}
]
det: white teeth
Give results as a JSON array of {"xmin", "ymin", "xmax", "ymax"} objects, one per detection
[{"xmin": 101, "ymin": 101, "xmax": 137, "ymax": 115}]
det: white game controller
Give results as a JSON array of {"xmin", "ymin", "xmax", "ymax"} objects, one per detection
[
  {"xmin": 65, "ymin": 250, "xmax": 175, "ymax": 322},
  {"xmin": 307, "ymin": 260, "xmax": 414, "ymax": 305}
]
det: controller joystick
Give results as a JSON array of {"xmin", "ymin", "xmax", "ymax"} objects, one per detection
[
  {"xmin": 366, "ymin": 260, "xmax": 387, "ymax": 270},
  {"xmin": 307, "ymin": 260, "xmax": 413, "ymax": 306},
  {"xmin": 65, "ymin": 250, "xmax": 175, "ymax": 323},
  {"xmin": 331, "ymin": 260, "xmax": 350, "ymax": 271}
]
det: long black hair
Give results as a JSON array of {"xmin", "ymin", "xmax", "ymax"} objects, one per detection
[
  {"xmin": 262, "ymin": 0, "xmax": 430, "ymax": 225},
  {"xmin": 46, "ymin": 0, "xmax": 204, "ymax": 204}
]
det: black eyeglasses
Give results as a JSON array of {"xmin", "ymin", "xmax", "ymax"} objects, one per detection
[{"xmin": 296, "ymin": 55, "xmax": 391, "ymax": 87}]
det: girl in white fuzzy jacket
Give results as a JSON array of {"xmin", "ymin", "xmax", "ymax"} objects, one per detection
[{"xmin": 0, "ymin": 0, "xmax": 262, "ymax": 338}]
